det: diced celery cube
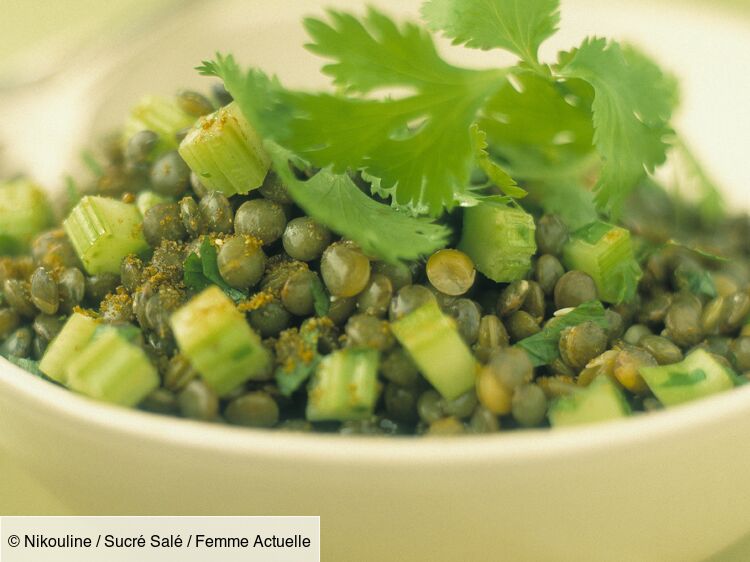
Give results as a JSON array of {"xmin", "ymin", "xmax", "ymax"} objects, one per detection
[
  {"xmin": 459, "ymin": 202, "xmax": 536, "ymax": 282},
  {"xmin": 639, "ymin": 348, "xmax": 737, "ymax": 406},
  {"xmin": 170, "ymin": 286, "xmax": 271, "ymax": 396},
  {"xmin": 63, "ymin": 195, "xmax": 148, "ymax": 275},
  {"xmin": 391, "ymin": 301, "xmax": 477, "ymax": 400},
  {"xmin": 548, "ymin": 375, "xmax": 630, "ymax": 427},
  {"xmin": 39, "ymin": 312, "xmax": 99, "ymax": 383},
  {"xmin": 0, "ymin": 178, "xmax": 53, "ymax": 254},
  {"xmin": 123, "ymin": 95, "xmax": 196, "ymax": 153},
  {"xmin": 179, "ymin": 102, "xmax": 270, "ymax": 196},
  {"xmin": 306, "ymin": 348, "xmax": 380, "ymax": 422},
  {"xmin": 65, "ymin": 328, "xmax": 158, "ymax": 407},
  {"xmin": 563, "ymin": 221, "xmax": 642, "ymax": 304}
]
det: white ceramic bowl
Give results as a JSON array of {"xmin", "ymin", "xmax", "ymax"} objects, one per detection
[{"xmin": 1, "ymin": 1, "xmax": 749, "ymax": 561}]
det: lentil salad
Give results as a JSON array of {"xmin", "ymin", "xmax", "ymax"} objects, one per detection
[{"xmin": 0, "ymin": 0, "xmax": 749, "ymax": 435}]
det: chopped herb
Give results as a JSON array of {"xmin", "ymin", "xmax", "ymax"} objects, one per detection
[
  {"xmin": 183, "ymin": 237, "xmax": 248, "ymax": 302},
  {"xmin": 80, "ymin": 149, "xmax": 104, "ymax": 177},
  {"xmin": 310, "ymin": 275, "xmax": 330, "ymax": 317},
  {"xmin": 515, "ymin": 301, "xmax": 608, "ymax": 366},
  {"xmin": 4, "ymin": 355, "xmax": 44, "ymax": 378},
  {"xmin": 470, "ymin": 124, "xmax": 527, "ymax": 199}
]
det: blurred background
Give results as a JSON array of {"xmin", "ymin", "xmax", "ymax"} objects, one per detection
[{"xmin": 1, "ymin": 0, "xmax": 749, "ymax": 559}]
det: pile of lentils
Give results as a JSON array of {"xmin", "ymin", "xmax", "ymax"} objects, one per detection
[{"xmin": 1, "ymin": 85, "xmax": 749, "ymax": 436}]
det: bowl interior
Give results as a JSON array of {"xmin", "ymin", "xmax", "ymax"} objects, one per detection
[{"xmin": 1, "ymin": 0, "xmax": 750, "ymax": 459}]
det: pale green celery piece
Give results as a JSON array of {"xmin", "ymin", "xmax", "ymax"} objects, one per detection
[
  {"xmin": 136, "ymin": 190, "xmax": 173, "ymax": 216},
  {"xmin": 178, "ymin": 101, "xmax": 270, "ymax": 196},
  {"xmin": 548, "ymin": 375, "xmax": 630, "ymax": 428},
  {"xmin": 563, "ymin": 221, "xmax": 642, "ymax": 304},
  {"xmin": 391, "ymin": 301, "xmax": 477, "ymax": 400},
  {"xmin": 63, "ymin": 195, "xmax": 148, "ymax": 275},
  {"xmin": 39, "ymin": 312, "xmax": 99, "ymax": 383},
  {"xmin": 306, "ymin": 348, "xmax": 380, "ymax": 422},
  {"xmin": 458, "ymin": 202, "xmax": 536, "ymax": 282},
  {"xmin": 639, "ymin": 348, "xmax": 737, "ymax": 407},
  {"xmin": 123, "ymin": 95, "xmax": 196, "ymax": 153},
  {"xmin": 0, "ymin": 178, "xmax": 53, "ymax": 254},
  {"xmin": 170, "ymin": 286, "xmax": 271, "ymax": 396},
  {"xmin": 65, "ymin": 328, "xmax": 158, "ymax": 407}
]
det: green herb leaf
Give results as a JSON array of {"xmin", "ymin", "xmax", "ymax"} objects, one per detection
[
  {"xmin": 470, "ymin": 124, "xmax": 526, "ymax": 199},
  {"xmin": 3, "ymin": 355, "xmax": 44, "ymax": 378},
  {"xmin": 671, "ymin": 135, "xmax": 725, "ymax": 226},
  {"xmin": 201, "ymin": 7, "xmax": 508, "ymax": 216},
  {"xmin": 478, "ymin": 73, "xmax": 594, "ymax": 172},
  {"xmin": 64, "ymin": 175, "xmax": 82, "ymax": 214},
  {"xmin": 531, "ymin": 179, "xmax": 598, "ymax": 230},
  {"xmin": 275, "ymin": 323, "xmax": 323, "ymax": 397},
  {"xmin": 662, "ymin": 368, "xmax": 707, "ymax": 388},
  {"xmin": 421, "ymin": 0, "xmax": 560, "ymax": 70},
  {"xmin": 515, "ymin": 300, "xmax": 608, "ymax": 366},
  {"xmin": 183, "ymin": 237, "xmax": 247, "ymax": 302},
  {"xmin": 276, "ymin": 358, "xmax": 320, "ymax": 398},
  {"xmin": 673, "ymin": 261, "xmax": 717, "ymax": 299},
  {"xmin": 80, "ymin": 150, "xmax": 104, "ymax": 177},
  {"xmin": 311, "ymin": 274, "xmax": 330, "ymax": 317},
  {"xmin": 557, "ymin": 39, "xmax": 678, "ymax": 216},
  {"xmin": 305, "ymin": 7, "xmax": 466, "ymax": 94},
  {"xmin": 267, "ymin": 142, "xmax": 451, "ymax": 263}
]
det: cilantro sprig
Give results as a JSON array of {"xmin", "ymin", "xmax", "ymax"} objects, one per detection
[
  {"xmin": 422, "ymin": 0, "xmax": 560, "ymax": 72},
  {"xmin": 266, "ymin": 142, "xmax": 451, "ymax": 264},
  {"xmin": 202, "ymin": 0, "xmax": 680, "ymax": 230}
]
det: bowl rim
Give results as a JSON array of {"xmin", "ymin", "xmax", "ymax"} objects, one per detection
[
  {"xmin": 3, "ymin": 357, "xmax": 750, "ymax": 466},
  {"xmin": 3, "ymin": 0, "xmax": 750, "ymax": 468}
]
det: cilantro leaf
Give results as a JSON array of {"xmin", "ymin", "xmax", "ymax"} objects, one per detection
[
  {"xmin": 557, "ymin": 39, "xmax": 678, "ymax": 216},
  {"xmin": 671, "ymin": 135, "xmax": 725, "ymax": 226},
  {"xmin": 80, "ymin": 149, "xmax": 104, "ymax": 177},
  {"xmin": 478, "ymin": 73, "xmax": 594, "ymax": 171},
  {"xmin": 3, "ymin": 355, "xmax": 44, "ymax": 378},
  {"xmin": 183, "ymin": 237, "xmax": 247, "ymax": 302},
  {"xmin": 470, "ymin": 124, "xmax": 526, "ymax": 199},
  {"xmin": 310, "ymin": 274, "xmax": 330, "ymax": 317},
  {"xmin": 421, "ymin": 0, "xmax": 560, "ymax": 69},
  {"xmin": 515, "ymin": 301, "xmax": 608, "ymax": 366},
  {"xmin": 530, "ymin": 179, "xmax": 598, "ymax": 230},
  {"xmin": 673, "ymin": 261, "xmax": 717, "ymax": 299},
  {"xmin": 304, "ymin": 7, "xmax": 467, "ymax": 94},
  {"xmin": 267, "ymin": 142, "xmax": 450, "ymax": 263},
  {"xmin": 201, "ymin": 8, "xmax": 508, "ymax": 216}
]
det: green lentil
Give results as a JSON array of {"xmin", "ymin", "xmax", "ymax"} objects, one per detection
[
  {"xmin": 511, "ymin": 384, "xmax": 547, "ymax": 427},
  {"xmin": 506, "ymin": 310, "xmax": 541, "ymax": 342},
  {"xmin": 535, "ymin": 254, "xmax": 565, "ymax": 295},
  {"xmin": 225, "ymin": 391, "xmax": 279, "ymax": 428},
  {"xmin": 235, "ymin": 199, "xmax": 287, "ymax": 245},
  {"xmin": 559, "ymin": 321, "xmax": 608, "ymax": 370},
  {"xmin": 380, "ymin": 348, "xmax": 420, "ymax": 387},
  {"xmin": 497, "ymin": 280, "xmax": 529, "ymax": 317},
  {"xmin": 321, "ymin": 242, "xmax": 371, "ymax": 298},
  {"xmin": 356, "ymin": 273, "xmax": 393, "ymax": 318},
  {"xmin": 554, "ymin": 271, "xmax": 598, "ymax": 310},
  {"xmin": 282, "ymin": 217, "xmax": 331, "ymax": 262},
  {"xmin": 217, "ymin": 236, "xmax": 266, "ymax": 290},
  {"xmin": 178, "ymin": 380, "xmax": 219, "ymax": 421},
  {"xmin": 639, "ymin": 335, "xmax": 683, "ymax": 365}
]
